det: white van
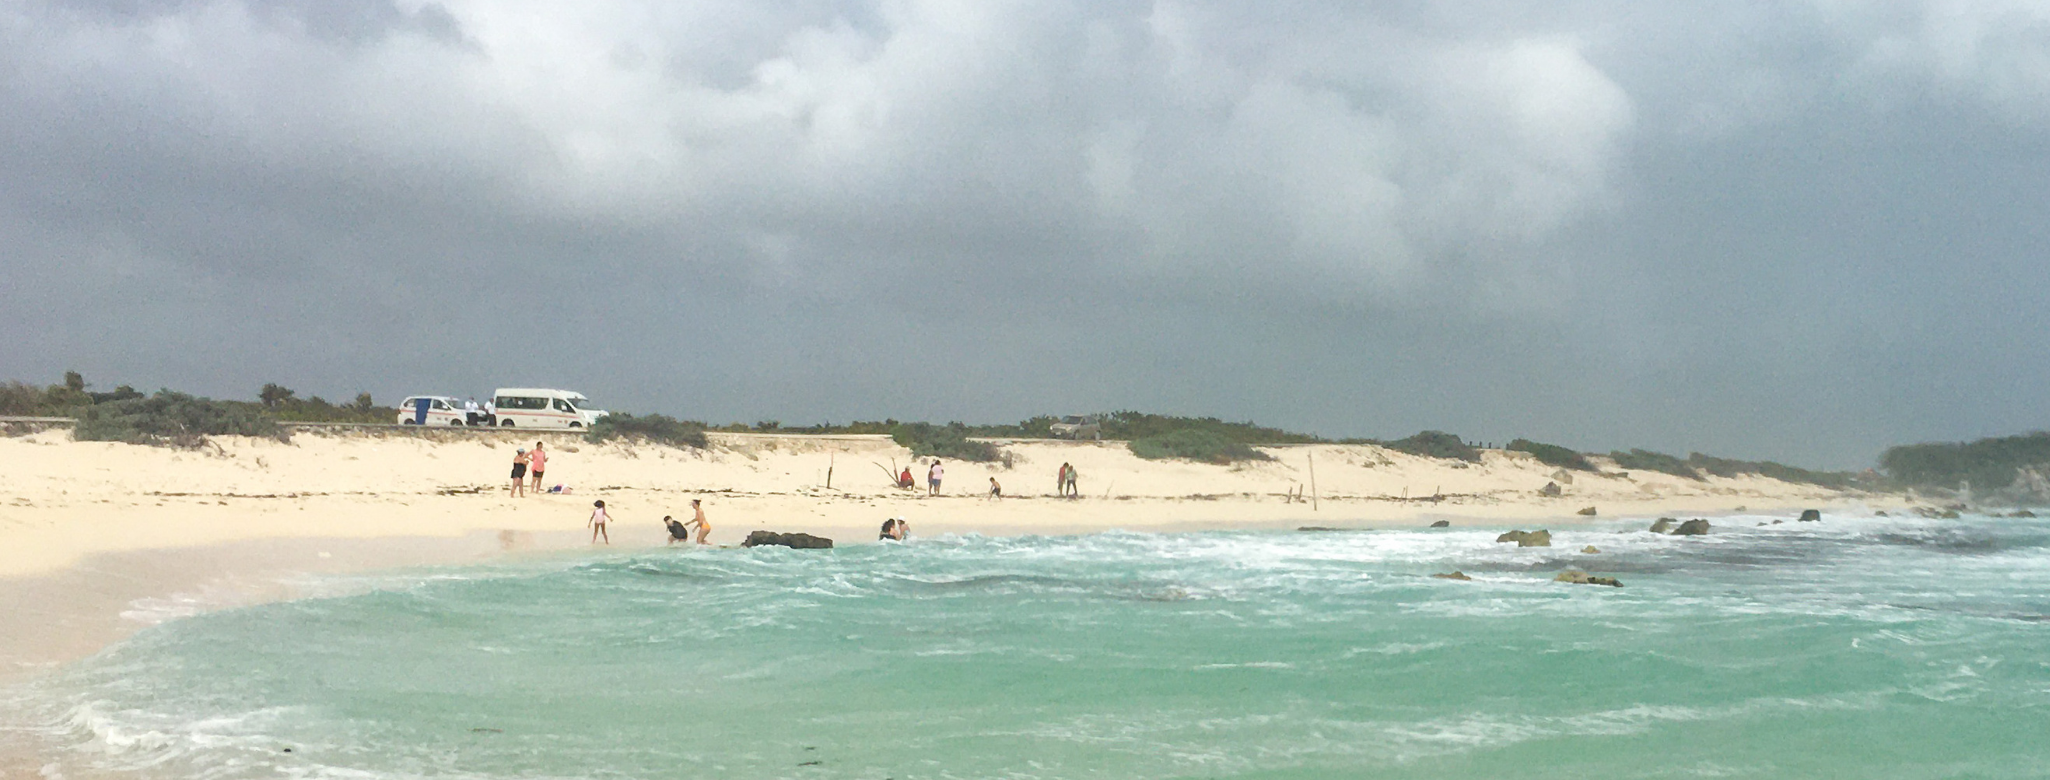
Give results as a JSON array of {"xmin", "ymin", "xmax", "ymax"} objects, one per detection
[
  {"xmin": 396, "ymin": 396, "xmax": 470, "ymax": 426},
  {"xmin": 490, "ymin": 388, "xmax": 609, "ymax": 429}
]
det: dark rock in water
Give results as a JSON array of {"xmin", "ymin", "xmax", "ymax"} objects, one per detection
[
  {"xmin": 1430, "ymin": 520, "xmax": 1451, "ymax": 528},
  {"xmin": 1297, "ymin": 526, "xmax": 1343, "ymax": 532},
  {"xmin": 1672, "ymin": 519, "xmax": 1711, "ymax": 536},
  {"xmin": 1554, "ymin": 570, "xmax": 1623, "ymax": 587},
  {"xmin": 1771, "ymin": 519, "xmax": 1784, "ymax": 525},
  {"xmin": 742, "ymin": 531, "xmax": 834, "ymax": 549},
  {"xmin": 1576, "ymin": 506, "xmax": 1598, "ymax": 516},
  {"xmin": 1431, "ymin": 571, "xmax": 1472, "ymax": 581},
  {"xmin": 1538, "ymin": 481, "xmax": 1563, "ymax": 497},
  {"xmin": 1649, "ymin": 518, "xmax": 1678, "ymax": 534},
  {"xmin": 2011, "ymin": 509, "xmax": 2038, "ymax": 518},
  {"xmin": 1913, "ymin": 506, "xmax": 1962, "ymax": 519},
  {"xmin": 1875, "ymin": 510, "xmax": 1889, "ymax": 517},
  {"xmin": 1798, "ymin": 509, "xmax": 1822, "ymax": 522},
  {"xmin": 1496, "ymin": 529, "xmax": 1552, "ymax": 547},
  {"xmin": 1581, "ymin": 545, "xmax": 1601, "ymax": 554}
]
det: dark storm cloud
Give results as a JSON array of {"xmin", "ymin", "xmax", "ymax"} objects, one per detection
[{"xmin": 3, "ymin": 0, "xmax": 2047, "ymax": 468}]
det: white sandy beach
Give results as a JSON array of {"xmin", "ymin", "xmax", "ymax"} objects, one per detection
[{"xmin": 0, "ymin": 427, "xmax": 1898, "ymax": 678}]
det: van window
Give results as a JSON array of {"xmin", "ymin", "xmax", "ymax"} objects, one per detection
[
  {"xmin": 553, "ymin": 399, "xmax": 575, "ymax": 413},
  {"xmin": 496, "ymin": 396, "xmax": 548, "ymax": 411},
  {"xmin": 432, "ymin": 400, "xmax": 452, "ymax": 410}
]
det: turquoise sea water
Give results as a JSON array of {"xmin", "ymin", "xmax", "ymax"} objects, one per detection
[{"xmin": 9, "ymin": 514, "xmax": 2050, "ymax": 779}]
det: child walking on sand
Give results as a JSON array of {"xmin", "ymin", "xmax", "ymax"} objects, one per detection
[{"xmin": 589, "ymin": 500, "xmax": 610, "ymax": 544}]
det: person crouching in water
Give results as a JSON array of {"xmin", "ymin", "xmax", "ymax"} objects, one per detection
[
  {"xmin": 879, "ymin": 516, "xmax": 908, "ymax": 541},
  {"xmin": 663, "ymin": 515, "xmax": 690, "ymax": 546},
  {"xmin": 589, "ymin": 500, "xmax": 611, "ymax": 545}
]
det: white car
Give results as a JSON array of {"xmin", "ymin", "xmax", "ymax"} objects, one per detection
[
  {"xmin": 1049, "ymin": 414, "xmax": 1102, "ymax": 440},
  {"xmin": 396, "ymin": 396, "xmax": 470, "ymax": 426},
  {"xmin": 490, "ymin": 388, "xmax": 609, "ymax": 429}
]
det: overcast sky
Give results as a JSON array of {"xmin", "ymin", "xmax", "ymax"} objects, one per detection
[{"xmin": 4, "ymin": 0, "xmax": 2048, "ymax": 468}]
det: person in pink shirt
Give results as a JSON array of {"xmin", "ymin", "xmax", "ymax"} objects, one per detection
[
  {"xmin": 588, "ymin": 500, "xmax": 610, "ymax": 545},
  {"xmin": 527, "ymin": 442, "xmax": 548, "ymax": 493}
]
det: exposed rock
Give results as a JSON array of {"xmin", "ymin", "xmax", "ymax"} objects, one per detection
[
  {"xmin": 1576, "ymin": 506, "xmax": 1598, "ymax": 516},
  {"xmin": 1554, "ymin": 570, "xmax": 1623, "ymax": 587},
  {"xmin": 2011, "ymin": 509, "xmax": 2038, "ymax": 518},
  {"xmin": 1672, "ymin": 519, "xmax": 1711, "ymax": 536},
  {"xmin": 1580, "ymin": 545, "xmax": 1601, "ymax": 554},
  {"xmin": 1649, "ymin": 518, "xmax": 1678, "ymax": 534},
  {"xmin": 741, "ymin": 530, "xmax": 834, "ymax": 549},
  {"xmin": 1431, "ymin": 571, "xmax": 1472, "ymax": 581},
  {"xmin": 1551, "ymin": 469, "xmax": 1575, "ymax": 485},
  {"xmin": 1874, "ymin": 510, "xmax": 1889, "ymax": 517},
  {"xmin": 1771, "ymin": 519, "xmax": 1783, "ymax": 525},
  {"xmin": 1429, "ymin": 520, "xmax": 1451, "ymax": 528},
  {"xmin": 1496, "ymin": 529, "xmax": 1552, "ymax": 547},
  {"xmin": 1797, "ymin": 509, "xmax": 1822, "ymax": 522},
  {"xmin": 1538, "ymin": 481, "xmax": 1563, "ymax": 497}
]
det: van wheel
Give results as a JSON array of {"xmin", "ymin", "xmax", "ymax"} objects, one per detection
[
  {"xmin": 449, "ymin": 419, "xmax": 465, "ymax": 426},
  {"xmin": 402, "ymin": 420, "xmax": 418, "ymax": 425},
  {"xmin": 569, "ymin": 422, "xmax": 582, "ymax": 428},
  {"xmin": 499, "ymin": 420, "xmax": 515, "ymax": 427}
]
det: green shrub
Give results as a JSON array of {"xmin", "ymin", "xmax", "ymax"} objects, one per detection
[
  {"xmin": 891, "ymin": 422, "xmax": 1003, "ymax": 462},
  {"xmin": 0, "ymin": 382, "xmax": 40, "ymax": 416},
  {"xmin": 1686, "ymin": 452, "xmax": 1858, "ymax": 489},
  {"xmin": 73, "ymin": 391, "xmax": 286, "ymax": 447},
  {"xmin": 1128, "ymin": 429, "xmax": 1272, "ymax": 464},
  {"xmin": 1507, "ymin": 438, "xmax": 1594, "ymax": 471},
  {"xmin": 1381, "ymin": 431, "xmax": 1480, "ymax": 462},
  {"xmin": 1610, "ymin": 449, "xmax": 1702, "ymax": 480},
  {"xmin": 1099, "ymin": 411, "xmax": 1320, "ymax": 444},
  {"xmin": 586, "ymin": 413, "xmax": 709, "ymax": 449},
  {"xmin": 1880, "ymin": 432, "xmax": 2050, "ymax": 491}
]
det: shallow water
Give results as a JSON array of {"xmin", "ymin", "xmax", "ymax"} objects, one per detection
[{"xmin": 9, "ymin": 515, "xmax": 2050, "ymax": 779}]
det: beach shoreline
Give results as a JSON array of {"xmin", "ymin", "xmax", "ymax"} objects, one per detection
[{"xmin": 0, "ymin": 428, "xmax": 1903, "ymax": 683}]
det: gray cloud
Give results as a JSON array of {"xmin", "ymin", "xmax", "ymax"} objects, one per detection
[{"xmin": 4, "ymin": 0, "xmax": 2048, "ymax": 468}]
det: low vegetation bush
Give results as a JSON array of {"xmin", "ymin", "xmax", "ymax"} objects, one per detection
[
  {"xmin": 1100, "ymin": 411, "xmax": 1321, "ymax": 444},
  {"xmin": 586, "ymin": 413, "xmax": 709, "ymax": 449},
  {"xmin": 891, "ymin": 422, "xmax": 1003, "ymax": 462},
  {"xmin": 73, "ymin": 391, "xmax": 286, "ymax": 448},
  {"xmin": 1128, "ymin": 429, "xmax": 1272, "ymax": 464},
  {"xmin": 1686, "ymin": 453, "xmax": 1859, "ymax": 489},
  {"xmin": 1380, "ymin": 430, "xmax": 1480, "ymax": 462},
  {"xmin": 1609, "ymin": 449, "xmax": 1702, "ymax": 480},
  {"xmin": 1880, "ymin": 432, "xmax": 2050, "ymax": 492},
  {"xmin": 1507, "ymin": 438, "xmax": 1594, "ymax": 471}
]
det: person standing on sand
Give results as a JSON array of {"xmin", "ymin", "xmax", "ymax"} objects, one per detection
[
  {"xmin": 988, "ymin": 476, "xmax": 1003, "ymax": 500},
  {"xmin": 1064, "ymin": 463, "xmax": 1079, "ymax": 498},
  {"xmin": 928, "ymin": 460, "xmax": 943, "ymax": 496},
  {"xmin": 528, "ymin": 442, "xmax": 548, "ymax": 493},
  {"xmin": 684, "ymin": 499, "xmax": 710, "ymax": 545},
  {"xmin": 509, "ymin": 448, "xmax": 529, "ymax": 497},
  {"xmin": 465, "ymin": 397, "xmax": 481, "ymax": 426},
  {"xmin": 1057, "ymin": 463, "xmax": 1070, "ymax": 496},
  {"xmin": 589, "ymin": 500, "xmax": 610, "ymax": 544}
]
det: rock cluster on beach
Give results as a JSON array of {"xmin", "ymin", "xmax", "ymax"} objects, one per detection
[
  {"xmin": 1554, "ymin": 570, "xmax": 1623, "ymax": 587},
  {"xmin": 741, "ymin": 531, "xmax": 834, "ymax": 549},
  {"xmin": 1496, "ymin": 529, "xmax": 1551, "ymax": 547},
  {"xmin": 1649, "ymin": 518, "xmax": 1710, "ymax": 535}
]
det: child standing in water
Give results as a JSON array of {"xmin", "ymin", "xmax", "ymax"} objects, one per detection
[{"xmin": 588, "ymin": 500, "xmax": 610, "ymax": 545}]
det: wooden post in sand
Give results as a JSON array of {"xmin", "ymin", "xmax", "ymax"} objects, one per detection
[
  {"xmin": 827, "ymin": 454, "xmax": 834, "ymax": 489},
  {"xmin": 1308, "ymin": 452, "xmax": 1319, "ymax": 511}
]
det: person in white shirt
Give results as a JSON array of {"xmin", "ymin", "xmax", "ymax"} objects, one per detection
[
  {"xmin": 927, "ymin": 460, "xmax": 944, "ymax": 496},
  {"xmin": 465, "ymin": 397, "xmax": 481, "ymax": 425}
]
